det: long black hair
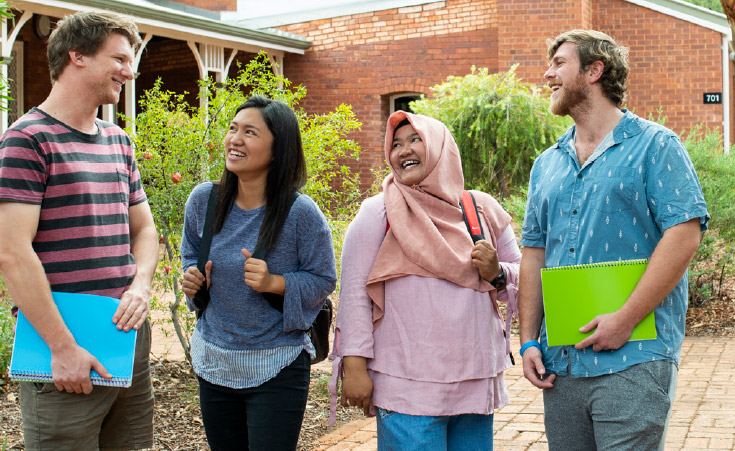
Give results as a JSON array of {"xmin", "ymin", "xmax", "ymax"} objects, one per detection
[{"xmin": 212, "ymin": 96, "xmax": 307, "ymax": 250}]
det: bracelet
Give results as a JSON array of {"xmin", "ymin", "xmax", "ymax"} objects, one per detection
[{"xmin": 519, "ymin": 340, "xmax": 541, "ymax": 357}]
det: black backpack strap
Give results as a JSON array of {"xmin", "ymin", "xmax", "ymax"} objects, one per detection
[
  {"xmin": 253, "ymin": 193, "xmax": 299, "ymax": 313},
  {"xmin": 196, "ymin": 184, "xmax": 219, "ymax": 275},
  {"xmin": 460, "ymin": 190, "xmax": 484, "ymax": 243},
  {"xmin": 192, "ymin": 183, "xmax": 219, "ymax": 318}
]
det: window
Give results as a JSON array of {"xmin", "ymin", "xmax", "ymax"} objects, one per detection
[{"xmin": 390, "ymin": 93, "xmax": 421, "ymax": 114}]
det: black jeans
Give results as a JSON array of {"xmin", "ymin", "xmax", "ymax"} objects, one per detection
[{"xmin": 198, "ymin": 350, "xmax": 310, "ymax": 451}]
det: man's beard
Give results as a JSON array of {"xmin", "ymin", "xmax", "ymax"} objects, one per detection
[{"xmin": 550, "ymin": 75, "xmax": 588, "ymax": 116}]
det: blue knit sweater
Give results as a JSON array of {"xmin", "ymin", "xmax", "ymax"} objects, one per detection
[{"xmin": 181, "ymin": 182, "xmax": 337, "ymax": 350}]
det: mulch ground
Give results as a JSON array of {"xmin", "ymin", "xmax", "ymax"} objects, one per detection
[
  {"xmin": 0, "ymin": 362, "xmax": 363, "ymax": 450},
  {"xmin": 2, "ymin": 296, "xmax": 733, "ymax": 450}
]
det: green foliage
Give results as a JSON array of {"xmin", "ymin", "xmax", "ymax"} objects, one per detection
[
  {"xmin": 500, "ymin": 186, "xmax": 528, "ymax": 227},
  {"xmin": 411, "ymin": 65, "xmax": 572, "ymax": 199},
  {"xmin": 684, "ymin": 125, "xmax": 735, "ymax": 305},
  {"xmin": 0, "ymin": 1, "xmax": 14, "ymax": 110},
  {"xmin": 123, "ymin": 52, "xmax": 362, "ymax": 360},
  {"xmin": 685, "ymin": 125, "xmax": 735, "ymax": 241},
  {"xmin": 311, "ymin": 372, "xmax": 332, "ymax": 400},
  {"xmin": 683, "ymin": 0, "xmax": 724, "ymax": 13},
  {"xmin": 0, "ymin": 279, "xmax": 14, "ymax": 389}
]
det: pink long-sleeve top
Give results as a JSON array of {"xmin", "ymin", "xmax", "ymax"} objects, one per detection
[{"xmin": 331, "ymin": 193, "xmax": 521, "ymax": 420}]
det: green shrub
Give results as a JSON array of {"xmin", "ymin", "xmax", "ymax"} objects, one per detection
[
  {"xmin": 685, "ymin": 125, "xmax": 735, "ymax": 241},
  {"xmin": 685, "ymin": 125, "xmax": 735, "ymax": 305},
  {"xmin": 410, "ymin": 65, "xmax": 572, "ymax": 199},
  {"xmin": 0, "ymin": 280, "xmax": 15, "ymax": 389},
  {"xmin": 501, "ymin": 186, "xmax": 528, "ymax": 229},
  {"xmin": 683, "ymin": 0, "xmax": 723, "ymax": 13}
]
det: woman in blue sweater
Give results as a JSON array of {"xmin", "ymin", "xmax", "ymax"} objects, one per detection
[{"xmin": 180, "ymin": 96, "xmax": 337, "ymax": 450}]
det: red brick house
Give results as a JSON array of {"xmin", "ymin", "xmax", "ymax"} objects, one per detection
[
  {"xmin": 2, "ymin": 0, "xmax": 729, "ymax": 188},
  {"xmin": 239, "ymin": 0, "xmax": 731, "ymax": 183}
]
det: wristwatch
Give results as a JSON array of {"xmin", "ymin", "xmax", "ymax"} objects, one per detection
[{"xmin": 490, "ymin": 265, "xmax": 506, "ymax": 289}]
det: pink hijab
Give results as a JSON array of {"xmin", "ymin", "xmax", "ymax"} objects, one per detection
[{"xmin": 366, "ymin": 111, "xmax": 511, "ymax": 327}]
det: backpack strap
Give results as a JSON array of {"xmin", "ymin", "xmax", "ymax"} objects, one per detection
[
  {"xmin": 192, "ymin": 183, "xmax": 219, "ymax": 319},
  {"xmin": 460, "ymin": 190, "xmax": 484, "ymax": 243},
  {"xmin": 196, "ymin": 184, "xmax": 219, "ymax": 276},
  {"xmin": 461, "ymin": 190, "xmax": 515, "ymax": 364},
  {"xmin": 254, "ymin": 193, "xmax": 299, "ymax": 313},
  {"xmin": 383, "ymin": 190, "xmax": 514, "ymax": 364}
]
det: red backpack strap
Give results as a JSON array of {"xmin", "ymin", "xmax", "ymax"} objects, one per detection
[
  {"xmin": 460, "ymin": 190, "xmax": 484, "ymax": 243},
  {"xmin": 462, "ymin": 190, "xmax": 513, "ymax": 364}
]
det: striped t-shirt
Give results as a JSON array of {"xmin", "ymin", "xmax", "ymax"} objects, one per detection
[{"xmin": 0, "ymin": 108, "xmax": 147, "ymax": 298}]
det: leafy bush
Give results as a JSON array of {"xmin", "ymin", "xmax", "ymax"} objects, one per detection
[
  {"xmin": 123, "ymin": 53, "xmax": 362, "ymax": 361},
  {"xmin": 684, "ymin": 126, "xmax": 735, "ymax": 305},
  {"xmin": 0, "ymin": 280, "xmax": 14, "ymax": 389},
  {"xmin": 685, "ymin": 125, "xmax": 735, "ymax": 241},
  {"xmin": 683, "ymin": 0, "xmax": 723, "ymax": 13},
  {"xmin": 410, "ymin": 65, "xmax": 572, "ymax": 199},
  {"xmin": 500, "ymin": 186, "xmax": 528, "ymax": 228}
]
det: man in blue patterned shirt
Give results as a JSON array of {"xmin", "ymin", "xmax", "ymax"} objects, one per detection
[{"xmin": 518, "ymin": 30, "xmax": 709, "ymax": 450}]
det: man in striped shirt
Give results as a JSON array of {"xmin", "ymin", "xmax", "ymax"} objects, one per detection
[{"xmin": 0, "ymin": 11, "xmax": 158, "ymax": 450}]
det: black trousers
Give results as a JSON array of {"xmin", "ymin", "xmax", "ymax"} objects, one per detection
[{"xmin": 198, "ymin": 350, "xmax": 310, "ymax": 451}]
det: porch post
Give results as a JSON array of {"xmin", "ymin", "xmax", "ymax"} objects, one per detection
[
  {"xmin": 1, "ymin": 10, "xmax": 32, "ymax": 133},
  {"xmin": 125, "ymin": 33, "xmax": 153, "ymax": 132}
]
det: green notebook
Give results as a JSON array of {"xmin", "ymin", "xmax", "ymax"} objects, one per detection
[{"xmin": 541, "ymin": 259, "xmax": 656, "ymax": 347}]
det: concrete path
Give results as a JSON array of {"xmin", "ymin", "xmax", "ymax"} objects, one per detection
[{"xmin": 311, "ymin": 336, "xmax": 735, "ymax": 450}]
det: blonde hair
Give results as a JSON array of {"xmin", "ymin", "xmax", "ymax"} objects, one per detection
[{"xmin": 548, "ymin": 29, "xmax": 629, "ymax": 107}]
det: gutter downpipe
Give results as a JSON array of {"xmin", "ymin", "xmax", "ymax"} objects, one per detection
[{"xmin": 723, "ymin": 35, "xmax": 731, "ymax": 154}]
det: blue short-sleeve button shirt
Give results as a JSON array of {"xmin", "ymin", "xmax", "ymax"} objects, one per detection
[{"xmin": 520, "ymin": 110, "xmax": 709, "ymax": 377}]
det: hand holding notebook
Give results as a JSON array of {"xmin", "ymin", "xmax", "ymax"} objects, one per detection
[
  {"xmin": 575, "ymin": 311, "xmax": 640, "ymax": 352},
  {"xmin": 10, "ymin": 292, "xmax": 138, "ymax": 388}
]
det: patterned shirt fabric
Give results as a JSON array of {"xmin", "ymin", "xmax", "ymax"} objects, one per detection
[
  {"xmin": 520, "ymin": 110, "xmax": 708, "ymax": 378},
  {"xmin": 181, "ymin": 182, "xmax": 336, "ymax": 389},
  {"xmin": 0, "ymin": 108, "xmax": 147, "ymax": 298}
]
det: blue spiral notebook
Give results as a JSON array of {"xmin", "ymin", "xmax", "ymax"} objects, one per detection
[{"xmin": 9, "ymin": 292, "xmax": 137, "ymax": 387}]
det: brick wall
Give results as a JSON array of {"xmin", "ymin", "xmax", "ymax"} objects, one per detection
[
  {"xmin": 279, "ymin": 0, "xmax": 726, "ymax": 190},
  {"xmin": 18, "ymin": 22, "xmax": 51, "ymax": 112},
  {"xmin": 592, "ymin": 0, "xmax": 724, "ymax": 137},
  {"xmin": 137, "ymin": 38, "xmax": 202, "ymax": 107},
  {"xmin": 164, "ymin": 0, "xmax": 236, "ymax": 12},
  {"xmin": 281, "ymin": 0, "xmax": 499, "ymax": 186},
  {"xmin": 137, "ymin": 40, "xmax": 258, "ymax": 110},
  {"xmin": 497, "ymin": 0, "xmax": 591, "ymax": 82}
]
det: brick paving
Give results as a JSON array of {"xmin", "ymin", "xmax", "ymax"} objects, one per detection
[{"xmin": 311, "ymin": 336, "xmax": 735, "ymax": 451}]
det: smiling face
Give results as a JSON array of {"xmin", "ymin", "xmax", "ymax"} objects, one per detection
[
  {"xmin": 544, "ymin": 42, "xmax": 589, "ymax": 117},
  {"xmin": 224, "ymin": 107, "xmax": 274, "ymax": 182},
  {"xmin": 389, "ymin": 123, "xmax": 427, "ymax": 187},
  {"xmin": 82, "ymin": 32, "xmax": 135, "ymax": 106}
]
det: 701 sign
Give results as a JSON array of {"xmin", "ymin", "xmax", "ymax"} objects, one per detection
[{"xmin": 703, "ymin": 92, "xmax": 722, "ymax": 104}]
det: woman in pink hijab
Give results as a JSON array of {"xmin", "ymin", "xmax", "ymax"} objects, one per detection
[{"xmin": 330, "ymin": 111, "xmax": 521, "ymax": 450}]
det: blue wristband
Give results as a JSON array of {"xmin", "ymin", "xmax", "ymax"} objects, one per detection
[{"xmin": 519, "ymin": 340, "xmax": 541, "ymax": 357}]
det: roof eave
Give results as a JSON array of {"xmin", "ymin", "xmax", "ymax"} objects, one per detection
[{"xmin": 13, "ymin": 0, "xmax": 312, "ymax": 51}]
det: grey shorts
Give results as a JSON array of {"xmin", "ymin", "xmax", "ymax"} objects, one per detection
[
  {"xmin": 20, "ymin": 319, "xmax": 154, "ymax": 451},
  {"xmin": 543, "ymin": 360, "xmax": 677, "ymax": 451}
]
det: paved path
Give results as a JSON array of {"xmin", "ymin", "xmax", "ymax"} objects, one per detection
[{"xmin": 310, "ymin": 336, "xmax": 735, "ymax": 450}]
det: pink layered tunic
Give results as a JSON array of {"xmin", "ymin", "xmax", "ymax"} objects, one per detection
[{"xmin": 331, "ymin": 193, "xmax": 520, "ymax": 419}]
